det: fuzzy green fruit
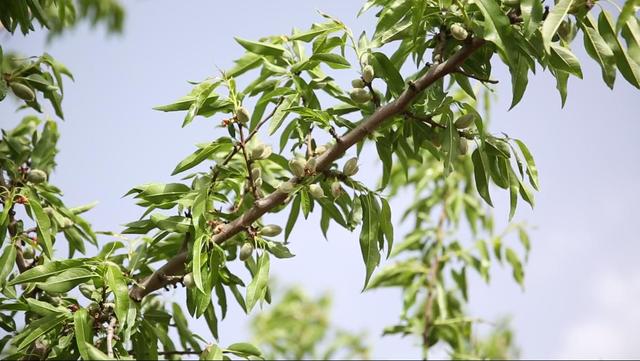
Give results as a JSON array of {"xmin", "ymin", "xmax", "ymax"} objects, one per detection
[
  {"xmin": 305, "ymin": 157, "xmax": 317, "ymax": 174},
  {"xmin": 236, "ymin": 106, "xmax": 250, "ymax": 123},
  {"xmin": 260, "ymin": 224, "xmax": 282, "ymax": 237},
  {"xmin": 309, "ymin": 184, "xmax": 325, "ymax": 198},
  {"xmin": 60, "ymin": 217, "xmax": 74, "ymax": 229},
  {"xmin": 22, "ymin": 247, "xmax": 34, "ymax": 259},
  {"xmin": 183, "ymin": 273, "xmax": 195, "ymax": 288},
  {"xmin": 343, "ymin": 157, "xmax": 359, "ymax": 176},
  {"xmin": 239, "ymin": 243, "xmax": 254, "ymax": 261},
  {"xmin": 289, "ymin": 158, "xmax": 306, "ymax": 177},
  {"xmin": 458, "ymin": 138, "xmax": 469, "ymax": 155},
  {"xmin": 27, "ymin": 169, "xmax": 48, "ymax": 184},
  {"xmin": 352, "ymin": 78, "xmax": 365, "ymax": 88},
  {"xmin": 362, "ymin": 65, "xmax": 375, "ymax": 83},
  {"xmin": 454, "ymin": 114, "xmax": 475, "ymax": 129},
  {"xmin": 10, "ymin": 82, "xmax": 35, "ymax": 102},
  {"xmin": 349, "ymin": 88, "xmax": 371, "ymax": 103},
  {"xmin": 330, "ymin": 181, "xmax": 342, "ymax": 198},
  {"xmin": 251, "ymin": 167, "xmax": 261, "ymax": 180},
  {"xmin": 279, "ymin": 181, "xmax": 296, "ymax": 194},
  {"xmin": 450, "ymin": 23, "xmax": 469, "ymax": 41},
  {"xmin": 314, "ymin": 145, "xmax": 328, "ymax": 155}
]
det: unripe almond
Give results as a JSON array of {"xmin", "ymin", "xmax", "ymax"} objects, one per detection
[
  {"xmin": 352, "ymin": 78, "xmax": 365, "ymax": 88},
  {"xmin": 349, "ymin": 88, "xmax": 371, "ymax": 104},
  {"xmin": 251, "ymin": 167, "xmax": 261, "ymax": 180},
  {"xmin": 61, "ymin": 217, "xmax": 74, "ymax": 229},
  {"xmin": 251, "ymin": 143, "xmax": 266, "ymax": 160},
  {"xmin": 314, "ymin": 145, "xmax": 328, "ymax": 156},
  {"xmin": 450, "ymin": 23, "xmax": 469, "ymax": 41},
  {"xmin": 309, "ymin": 184, "xmax": 325, "ymax": 198},
  {"xmin": 458, "ymin": 138, "xmax": 469, "ymax": 155},
  {"xmin": 260, "ymin": 224, "xmax": 282, "ymax": 237},
  {"xmin": 278, "ymin": 181, "xmax": 296, "ymax": 194},
  {"xmin": 289, "ymin": 158, "xmax": 306, "ymax": 177},
  {"xmin": 27, "ymin": 169, "xmax": 47, "ymax": 184},
  {"xmin": 10, "ymin": 82, "xmax": 35, "ymax": 102},
  {"xmin": 239, "ymin": 242, "xmax": 254, "ymax": 261},
  {"xmin": 305, "ymin": 157, "xmax": 317, "ymax": 174},
  {"xmin": 259, "ymin": 146, "xmax": 272, "ymax": 160},
  {"xmin": 343, "ymin": 157, "xmax": 359, "ymax": 176},
  {"xmin": 183, "ymin": 273, "xmax": 195, "ymax": 288},
  {"xmin": 330, "ymin": 181, "xmax": 342, "ymax": 198},
  {"xmin": 43, "ymin": 207, "xmax": 54, "ymax": 216},
  {"xmin": 362, "ymin": 65, "xmax": 375, "ymax": 83},
  {"xmin": 254, "ymin": 177, "xmax": 263, "ymax": 187},
  {"xmin": 454, "ymin": 114, "xmax": 475, "ymax": 129},
  {"xmin": 22, "ymin": 247, "xmax": 34, "ymax": 259},
  {"xmin": 236, "ymin": 106, "xmax": 250, "ymax": 123}
]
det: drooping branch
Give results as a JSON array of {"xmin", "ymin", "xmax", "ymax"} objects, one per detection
[{"xmin": 129, "ymin": 37, "xmax": 486, "ymax": 302}]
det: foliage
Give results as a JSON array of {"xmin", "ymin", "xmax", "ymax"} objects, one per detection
[
  {"xmin": 0, "ymin": 0, "xmax": 638, "ymax": 359},
  {"xmin": 249, "ymin": 286, "xmax": 369, "ymax": 360}
]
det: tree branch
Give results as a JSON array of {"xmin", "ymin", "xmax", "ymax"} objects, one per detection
[{"xmin": 129, "ymin": 37, "xmax": 486, "ymax": 302}]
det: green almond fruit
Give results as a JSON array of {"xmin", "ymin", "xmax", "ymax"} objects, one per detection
[
  {"xmin": 309, "ymin": 184, "xmax": 325, "ymax": 198},
  {"xmin": 362, "ymin": 65, "xmax": 375, "ymax": 83},
  {"xmin": 352, "ymin": 78, "xmax": 365, "ymax": 88},
  {"xmin": 183, "ymin": 273, "xmax": 195, "ymax": 288},
  {"xmin": 27, "ymin": 169, "xmax": 48, "ymax": 184},
  {"xmin": 343, "ymin": 157, "xmax": 359, "ymax": 176},
  {"xmin": 10, "ymin": 82, "xmax": 35, "ymax": 102},
  {"xmin": 260, "ymin": 224, "xmax": 282, "ymax": 237},
  {"xmin": 450, "ymin": 23, "xmax": 469, "ymax": 41},
  {"xmin": 349, "ymin": 88, "xmax": 371, "ymax": 104},
  {"xmin": 454, "ymin": 114, "xmax": 475, "ymax": 129},
  {"xmin": 458, "ymin": 138, "xmax": 469, "ymax": 155},
  {"xmin": 239, "ymin": 243, "xmax": 254, "ymax": 261},
  {"xmin": 289, "ymin": 158, "xmax": 306, "ymax": 177}
]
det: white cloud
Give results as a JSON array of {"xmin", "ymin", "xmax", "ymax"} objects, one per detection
[{"xmin": 556, "ymin": 271, "xmax": 640, "ymax": 359}]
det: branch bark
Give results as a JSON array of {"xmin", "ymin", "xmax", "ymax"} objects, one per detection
[{"xmin": 129, "ymin": 37, "xmax": 486, "ymax": 302}]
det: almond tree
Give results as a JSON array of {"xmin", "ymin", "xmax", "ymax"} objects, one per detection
[{"xmin": 1, "ymin": 0, "xmax": 638, "ymax": 359}]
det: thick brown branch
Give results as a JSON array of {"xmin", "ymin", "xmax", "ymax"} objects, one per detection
[{"xmin": 129, "ymin": 37, "xmax": 486, "ymax": 302}]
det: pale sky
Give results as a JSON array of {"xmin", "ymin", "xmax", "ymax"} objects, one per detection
[{"xmin": 1, "ymin": 1, "xmax": 639, "ymax": 359}]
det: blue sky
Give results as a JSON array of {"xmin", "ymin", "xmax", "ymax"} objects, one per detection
[{"xmin": 2, "ymin": 1, "xmax": 640, "ymax": 358}]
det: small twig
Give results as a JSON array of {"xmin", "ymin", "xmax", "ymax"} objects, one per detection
[
  {"xmin": 210, "ymin": 97, "xmax": 285, "ymax": 187},
  {"xmin": 328, "ymin": 127, "xmax": 343, "ymax": 143},
  {"xmin": 237, "ymin": 123, "xmax": 260, "ymax": 199},
  {"xmin": 306, "ymin": 126, "xmax": 314, "ymax": 158},
  {"xmin": 106, "ymin": 317, "xmax": 117, "ymax": 358},
  {"xmin": 404, "ymin": 111, "xmax": 475, "ymax": 140},
  {"xmin": 454, "ymin": 69, "xmax": 499, "ymax": 84}
]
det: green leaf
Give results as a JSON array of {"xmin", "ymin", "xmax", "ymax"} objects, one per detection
[
  {"xmin": 25, "ymin": 188, "xmax": 53, "ymax": 259},
  {"xmin": 284, "ymin": 195, "xmax": 301, "ymax": 241},
  {"xmin": 370, "ymin": 52, "xmax": 405, "ymax": 95},
  {"xmin": 74, "ymin": 309, "xmax": 94, "ymax": 361},
  {"xmin": 621, "ymin": 17, "xmax": 640, "ymax": 65},
  {"xmin": 193, "ymin": 234, "xmax": 205, "ymax": 293},
  {"xmin": 84, "ymin": 343, "xmax": 110, "ymax": 360},
  {"xmin": 245, "ymin": 252, "xmax": 270, "ymax": 312},
  {"xmin": 380, "ymin": 198, "xmax": 394, "ymax": 258},
  {"xmin": 472, "ymin": 148, "xmax": 493, "ymax": 206},
  {"xmin": 105, "ymin": 262, "xmax": 129, "ymax": 331},
  {"xmin": 0, "ymin": 245, "xmax": 16, "ymax": 290},
  {"xmin": 541, "ymin": 0, "xmax": 575, "ymax": 53},
  {"xmin": 513, "ymin": 139, "xmax": 539, "ymax": 190},
  {"xmin": 475, "ymin": 0, "xmax": 515, "ymax": 62},
  {"xmin": 508, "ymin": 167, "xmax": 519, "ymax": 220},
  {"xmin": 201, "ymin": 344, "xmax": 224, "ymax": 360},
  {"xmin": 172, "ymin": 139, "xmax": 232, "ymax": 175},
  {"xmin": 310, "ymin": 53, "xmax": 351, "ymax": 69},
  {"xmin": 268, "ymin": 94, "xmax": 297, "ymax": 135},
  {"xmin": 26, "ymin": 298, "xmax": 69, "ymax": 317},
  {"xmin": 36, "ymin": 267, "xmax": 98, "ymax": 294},
  {"xmin": 549, "ymin": 44, "xmax": 583, "ymax": 78},
  {"xmin": 226, "ymin": 342, "xmax": 263, "ymax": 358},
  {"xmin": 15, "ymin": 313, "xmax": 68, "ymax": 351},
  {"xmin": 580, "ymin": 21, "xmax": 616, "ymax": 88},
  {"xmin": 505, "ymin": 248, "xmax": 525, "ymax": 286},
  {"xmin": 509, "ymin": 51, "xmax": 530, "ymax": 109},
  {"xmin": 8, "ymin": 258, "xmax": 88, "ymax": 285},
  {"xmin": 599, "ymin": 11, "xmax": 640, "ymax": 89},
  {"xmin": 359, "ymin": 194, "xmax": 381, "ymax": 290},
  {"xmin": 616, "ymin": 0, "xmax": 640, "ymax": 33},
  {"xmin": 234, "ymin": 37, "xmax": 286, "ymax": 57},
  {"xmin": 172, "ymin": 303, "xmax": 201, "ymax": 352},
  {"xmin": 521, "ymin": 0, "xmax": 544, "ymax": 37}
]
